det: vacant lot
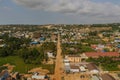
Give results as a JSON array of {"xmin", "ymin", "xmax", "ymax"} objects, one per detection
[{"xmin": 0, "ymin": 56, "xmax": 54, "ymax": 73}]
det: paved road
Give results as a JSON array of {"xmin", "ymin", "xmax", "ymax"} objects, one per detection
[{"xmin": 54, "ymin": 34, "xmax": 63, "ymax": 80}]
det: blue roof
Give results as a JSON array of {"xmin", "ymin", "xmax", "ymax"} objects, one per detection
[
  {"xmin": 30, "ymin": 42, "xmax": 39, "ymax": 44},
  {"xmin": 0, "ymin": 71, "xmax": 9, "ymax": 80},
  {"xmin": 117, "ymin": 44, "xmax": 120, "ymax": 48},
  {"xmin": 40, "ymin": 37, "xmax": 45, "ymax": 41}
]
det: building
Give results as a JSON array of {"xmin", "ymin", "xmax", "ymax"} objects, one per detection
[
  {"xmin": 91, "ymin": 75, "xmax": 101, "ymax": 80},
  {"xmin": 0, "ymin": 71, "xmax": 10, "ymax": 80},
  {"xmin": 70, "ymin": 65, "xmax": 80, "ymax": 73},
  {"xmin": 114, "ymin": 38, "xmax": 120, "ymax": 43},
  {"xmin": 66, "ymin": 55, "xmax": 81, "ymax": 63},
  {"xmin": 11, "ymin": 72, "xmax": 20, "ymax": 80},
  {"xmin": 101, "ymin": 74, "xmax": 116, "ymax": 80},
  {"xmin": 86, "ymin": 63, "xmax": 99, "ymax": 74},
  {"xmin": 30, "ymin": 41, "xmax": 39, "ymax": 45},
  {"xmin": 83, "ymin": 52, "xmax": 120, "ymax": 58},
  {"xmin": 79, "ymin": 65, "xmax": 86, "ymax": 72},
  {"xmin": 64, "ymin": 63, "xmax": 70, "ymax": 72},
  {"xmin": 31, "ymin": 73, "xmax": 48, "ymax": 80},
  {"xmin": 47, "ymin": 52, "xmax": 54, "ymax": 58},
  {"xmin": 63, "ymin": 59, "xmax": 69, "ymax": 63}
]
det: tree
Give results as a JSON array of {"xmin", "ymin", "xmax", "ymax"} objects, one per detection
[
  {"xmin": 0, "ymin": 47, "xmax": 13, "ymax": 57},
  {"xmin": 19, "ymin": 48, "xmax": 47, "ymax": 64}
]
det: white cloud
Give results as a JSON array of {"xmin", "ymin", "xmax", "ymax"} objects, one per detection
[{"xmin": 13, "ymin": 0, "xmax": 120, "ymax": 17}]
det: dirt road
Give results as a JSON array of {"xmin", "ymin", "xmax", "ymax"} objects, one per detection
[{"xmin": 54, "ymin": 34, "xmax": 63, "ymax": 80}]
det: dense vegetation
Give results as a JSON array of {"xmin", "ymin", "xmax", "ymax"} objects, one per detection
[
  {"xmin": 86, "ymin": 57, "xmax": 120, "ymax": 71},
  {"xmin": 0, "ymin": 34, "xmax": 56, "ymax": 73},
  {"xmin": 18, "ymin": 48, "xmax": 47, "ymax": 64},
  {"xmin": 0, "ymin": 33, "xmax": 31, "ymax": 57},
  {"xmin": 62, "ymin": 43, "xmax": 94, "ymax": 55}
]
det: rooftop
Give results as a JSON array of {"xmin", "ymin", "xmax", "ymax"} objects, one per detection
[
  {"xmin": 101, "ymin": 74, "xmax": 116, "ymax": 80},
  {"xmin": 86, "ymin": 63, "xmax": 99, "ymax": 71},
  {"xmin": 85, "ymin": 52, "xmax": 120, "ymax": 58},
  {"xmin": 91, "ymin": 75, "xmax": 100, "ymax": 80},
  {"xmin": 70, "ymin": 65, "xmax": 79, "ymax": 69}
]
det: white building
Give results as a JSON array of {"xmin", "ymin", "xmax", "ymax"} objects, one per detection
[
  {"xmin": 32, "ymin": 73, "xmax": 45, "ymax": 80},
  {"xmin": 79, "ymin": 65, "xmax": 86, "ymax": 72},
  {"xmin": 47, "ymin": 52, "xmax": 54, "ymax": 58}
]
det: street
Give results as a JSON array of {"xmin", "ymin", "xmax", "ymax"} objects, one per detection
[{"xmin": 54, "ymin": 34, "xmax": 63, "ymax": 80}]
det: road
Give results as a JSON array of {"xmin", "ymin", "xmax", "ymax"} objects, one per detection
[{"xmin": 54, "ymin": 34, "xmax": 63, "ymax": 80}]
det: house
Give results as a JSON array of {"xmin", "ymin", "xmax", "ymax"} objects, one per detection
[
  {"xmin": 86, "ymin": 63, "xmax": 99, "ymax": 74},
  {"xmin": 101, "ymin": 74, "xmax": 116, "ymax": 80},
  {"xmin": 30, "ymin": 41, "xmax": 39, "ymax": 45},
  {"xmin": 47, "ymin": 52, "xmax": 54, "ymax": 58},
  {"xmin": 84, "ymin": 52, "xmax": 120, "ymax": 58},
  {"xmin": 0, "ymin": 44, "xmax": 6, "ymax": 47},
  {"xmin": 51, "ymin": 34, "xmax": 57, "ymax": 42},
  {"xmin": 33, "ymin": 32, "xmax": 41, "ymax": 39},
  {"xmin": 67, "ymin": 55, "xmax": 81, "ymax": 63},
  {"xmin": 31, "ymin": 73, "xmax": 48, "ymax": 80},
  {"xmin": 117, "ymin": 44, "xmax": 120, "ymax": 48},
  {"xmin": 0, "ymin": 70, "xmax": 10, "ymax": 80},
  {"xmin": 64, "ymin": 62, "xmax": 99, "ymax": 74},
  {"xmin": 63, "ymin": 59, "xmax": 69, "ymax": 63},
  {"xmin": 114, "ymin": 38, "xmax": 120, "ymax": 43},
  {"xmin": 40, "ymin": 37, "xmax": 46, "ymax": 42},
  {"xmin": 91, "ymin": 75, "xmax": 101, "ymax": 80},
  {"xmin": 91, "ymin": 44, "xmax": 105, "ymax": 52},
  {"xmin": 91, "ymin": 45, "xmax": 97, "ymax": 49},
  {"xmin": 64, "ymin": 63, "xmax": 70, "ymax": 72},
  {"xmin": 79, "ymin": 65, "xmax": 86, "ymax": 72},
  {"xmin": 11, "ymin": 72, "xmax": 20, "ymax": 80},
  {"xmin": 70, "ymin": 65, "xmax": 79, "ymax": 73}
]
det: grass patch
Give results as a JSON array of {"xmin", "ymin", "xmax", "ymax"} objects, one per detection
[{"xmin": 0, "ymin": 56, "xmax": 54, "ymax": 74}]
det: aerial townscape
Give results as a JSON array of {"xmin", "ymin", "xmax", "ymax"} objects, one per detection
[
  {"xmin": 1, "ymin": 0, "xmax": 120, "ymax": 80},
  {"xmin": 0, "ymin": 24, "xmax": 120, "ymax": 80}
]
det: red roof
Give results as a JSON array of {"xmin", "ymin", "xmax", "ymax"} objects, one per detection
[
  {"xmin": 91, "ymin": 45, "xmax": 97, "ymax": 49},
  {"xmin": 85, "ymin": 52, "xmax": 120, "ymax": 58}
]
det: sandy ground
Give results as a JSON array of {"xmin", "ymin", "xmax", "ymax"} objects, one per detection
[
  {"xmin": 53, "ymin": 34, "xmax": 63, "ymax": 80},
  {"xmin": 28, "ymin": 67, "xmax": 49, "ymax": 74},
  {"xmin": 23, "ymin": 74, "xmax": 32, "ymax": 78},
  {"xmin": 46, "ymin": 58, "xmax": 54, "ymax": 64},
  {"xmin": 118, "ymin": 65, "xmax": 120, "ymax": 69},
  {"xmin": 3, "ymin": 63, "xmax": 15, "ymax": 73}
]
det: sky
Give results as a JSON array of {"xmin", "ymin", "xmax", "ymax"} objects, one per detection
[{"xmin": 0, "ymin": 0, "xmax": 120, "ymax": 24}]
